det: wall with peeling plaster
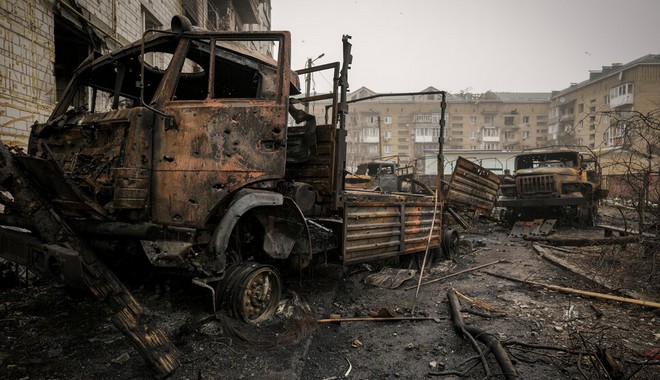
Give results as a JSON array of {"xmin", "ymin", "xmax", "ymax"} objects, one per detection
[{"xmin": 0, "ymin": 0, "xmax": 272, "ymax": 148}]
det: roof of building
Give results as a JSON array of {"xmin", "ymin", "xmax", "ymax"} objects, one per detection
[
  {"xmin": 551, "ymin": 54, "xmax": 660, "ymax": 98},
  {"xmin": 494, "ymin": 92, "xmax": 552, "ymax": 102}
]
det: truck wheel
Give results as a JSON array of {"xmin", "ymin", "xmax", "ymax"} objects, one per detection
[
  {"xmin": 577, "ymin": 205, "xmax": 595, "ymax": 226},
  {"xmin": 504, "ymin": 209, "xmax": 518, "ymax": 226},
  {"xmin": 216, "ymin": 262, "xmax": 282, "ymax": 324},
  {"xmin": 442, "ymin": 228, "xmax": 460, "ymax": 259}
]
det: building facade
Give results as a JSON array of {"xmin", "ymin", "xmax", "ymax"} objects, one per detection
[
  {"xmin": 341, "ymin": 87, "xmax": 550, "ymax": 172},
  {"xmin": 547, "ymin": 55, "xmax": 660, "ymax": 151},
  {"xmin": 0, "ymin": 0, "xmax": 271, "ymax": 147}
]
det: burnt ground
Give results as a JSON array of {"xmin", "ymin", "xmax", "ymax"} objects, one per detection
[{"xmin": 1, "ymin": 205, "xmax": 659, "ymax": 379}]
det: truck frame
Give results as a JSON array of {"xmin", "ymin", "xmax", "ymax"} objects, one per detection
[
  {"xmin": 0, "ymin": 16, "xmax": 450, "ymax": 375},
  {"xmin": 498, "ymin": 146, "xmax": 608, "ymax": 226}
]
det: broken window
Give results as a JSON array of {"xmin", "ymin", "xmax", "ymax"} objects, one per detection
[{"xmin": 515, "ymin": 152, "xmax": 579, "ymax": 170}]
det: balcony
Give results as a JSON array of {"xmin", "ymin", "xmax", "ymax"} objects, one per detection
[
  {"xmin": 482, "ymin": 134, "xmax": 500, "ymax": 142},
  {"xmin": 609, "ymin": 93, "xmax": 634, "ymax": 108},
  {"xmin": 559, "ymin": 113, "xmax": 575, "ymax": 122},
  {"xmin": 415, "ymin": 135, "xmax": 435, "ymax": 143}
]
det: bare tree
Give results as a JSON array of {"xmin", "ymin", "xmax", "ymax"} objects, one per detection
[
  {"xmin": 600, "ymin": 108, "xmax": 660, "ymax": 232},
  {"xmin": 595, "ymin": 108, "xmax": 660, "ymax": 278}
]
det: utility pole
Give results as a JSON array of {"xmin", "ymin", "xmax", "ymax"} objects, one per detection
[{"xmin": 304, "ymin": 53, "xmax": 324, "ymax": 113}]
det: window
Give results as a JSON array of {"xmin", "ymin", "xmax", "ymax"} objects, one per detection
[
  {"xmin": 399, "ymin": 129, "xmax": 409, "ymax": 135},
  {"xmin": 415, "ymin": 128, "xmax": 439, "ymax": 138},
  {"xmin": 578, "ymin": 104, "xmax": 584, "ymax": 113},
  {"xmin": 398, "ymin": 137, "xmax": 408, "ymax": 142},
  {"xmin": 384, "ymin": 145, "xmax": 392, "ymax": 154},
  {"xmin": 398, "ymin": 116, "xmax": 409, "ymax": 121},
  {"xmin": 522, "ymin": 131, "xmax": 530, "ymax": 139},
  {"xmin": 504, "ymin": 116, "xmax": 515, "ymax": 126},
  {"xmin": 368, "ymin": 146, "xmax": 378, "ymax": 154},
  {"xmin": 484, "ymin": 115, "xmax": 494, "ymax": 125},
  {"xmin": 523, "ymin": 116, "xmax": 530, "ymax": 124},
  {"xmin": 483, "ymin": 128, "xmax": 498, "ymax": 137},
  {"xmin": 451, "ymin": 116, "xmax": 464, "ymax": 121},
  {"xmin": 604, "ymin": 95, "xmax": 609, "ymax": 104},
  {"xmin": 364, "ymin": 128, "xmax": 378, "ymax": 138},
  {"xmin": 383, "ymin": 116, "xmax": 392, "ymax": 124},
  {"xmin": 142, "ymin": 8, "xmax": 162, "ymax": 67},
  {"xmin": 414, "ymin": 114, "xmax": 432, "ymax": 123},
  {"xmin": 384, "ymin": 131, "xmax": 391, "ymax": 139},
  {"xmin": 470, "ymin": 131, "xmax": 477, "ymax": 140},
  {"xmin": 504, "ymin": 131, "xmax": 515, "ymax": 139},
  {"xmin": 577, "ymin": 121, "xmax": 583, "ymax": 131},
  {"xmin": 470, "ymin": 145, "xmax": 477, "ymax": 150},
  {"xmin": 602, "ymin": 114, "xmax": 609, "ymax": 124},
  {"xmin": 470, "ymin": 116, "xmax": 477, "ymax": 125},
  {"xmin": 452, "ymin": 123, "xmax": 463, "ymax": 128},
  {"xmin": 482, "ymin": 143, "xmax": 498, "ymax": 150},
  {"xmin": 451, "ymin": 130, "xmax": 462, "ymax": 135},
  {"xmin": 367, "ymin": 115, "xmax": 378, "ymax": 125}
]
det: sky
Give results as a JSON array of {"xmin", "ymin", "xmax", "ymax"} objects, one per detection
[{"xmin": 271, "ymin": 0, "xmax": 660, "ymax": 95}]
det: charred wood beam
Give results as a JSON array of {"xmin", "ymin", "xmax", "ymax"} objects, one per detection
[
  {"xmin": 0, "ymin": 214, "xmax": 34, "ymax": 230},
  {"xmin": 447, "ymin": 288, "xmax": 519, "ymax": 380},
  {"xmin": 446, "ymin": 206, "xmax": 470, "ymax": 229},
  {"xmin": 523, "ymin": 235, "xmax": 656, "ymax": 246},
  {"xmin": 484, "ymin": 271, "xmax": 660, "ymax": 309},
  {"xmin": 0, "ymin": 142, "xmax": 181, "ymax": 377}
]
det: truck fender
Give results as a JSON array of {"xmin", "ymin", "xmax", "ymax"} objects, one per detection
[
  {"xmin": 255, "ymin": 197, "xmax": 311, "ymax": 260},
  {"xmin": 209, "ymin": 189, "xmax": 311, "ymax": 268},
  {"xmin": 210, "ymin": 189, "xmax": 283, "ymax": 269}
]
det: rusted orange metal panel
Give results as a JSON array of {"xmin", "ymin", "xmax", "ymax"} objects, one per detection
[
  {"xmin": 342, "ymin": 191, "xmax": 440, "ymax": 265},
  {"xmin": 446, "ymin": 156, "xmax": 501, "ymax": 216}
]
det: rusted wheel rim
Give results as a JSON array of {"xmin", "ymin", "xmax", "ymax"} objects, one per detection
[{"xmin": 232, "ymin": 264, "xmax": 281, "ymax": 324}]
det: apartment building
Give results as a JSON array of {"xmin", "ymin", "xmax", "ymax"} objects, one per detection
[
  {"xmin": 0, "ymin": 0, "xmax": 271, "ymax": 147},
  {"xmin": 547, "ymin": 54, "xmax": 660, "ymax": 150},
  {"xmin": 341, "ymin": 87, "xmax": 550, "ymax": 171}
]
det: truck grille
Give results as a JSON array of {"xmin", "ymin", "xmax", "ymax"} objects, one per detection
[{"xmin": 518, "ymin": 175, "xmax": 555, "ymax": 195}]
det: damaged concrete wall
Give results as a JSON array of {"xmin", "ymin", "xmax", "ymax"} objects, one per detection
[
  {"xmin": 0, "ymin": 0, "xmax": 55, "ymax": 147},
  {"xmin": 0, "ymin": 0, "xmax": 182, "ymax": 148},
  {"xmin": 0, "ymin": 0, "xmax": 272, "ymax": 148}
]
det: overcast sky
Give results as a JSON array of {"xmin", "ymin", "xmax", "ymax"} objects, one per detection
[{"xmin": 271, "ymin": 0, "xmax": 660, "ymax": 95}]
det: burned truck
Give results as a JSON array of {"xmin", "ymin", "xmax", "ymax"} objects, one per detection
[
  {"xmin": 498, "ymin": 146, "xmax": 607, "ymax": 226},
  {"xmin": 0, "ymin": 15, "xmax": 447, "ymax": 337}
]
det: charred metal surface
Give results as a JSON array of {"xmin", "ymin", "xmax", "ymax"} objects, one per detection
[
  {"xmin": 0, "ymin": 143, "xmax": 181, "ymax": 377},
  {"xmin": 152, "ymin": 104, "xmax": 287, "ymax": 227},
  {"xmin": 446, "ymin": 156, "xmax": 501, "ymax": 217},
  {"xmin": 287, "ymin": 61, "xmax": 340, "ymax": 210},
  {"xmin": 509, "ymin": 219, "xmax": 557, "ymax": 237},
  {"xmin": 498, "ymin": 147, "xmax": 606, "ymax": 225},
  {"xmin": 342, "ymin": 190, "xmax": 440, "ymax": 265}
]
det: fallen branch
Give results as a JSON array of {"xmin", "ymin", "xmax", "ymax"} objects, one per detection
[
  {"xmin": 523, "ymin": 235, "xmax": 653, "ymax": 246},
  {"xmin": 317, "ymin": 316, "xmax": 444, "ymax": 323},
  {"xmin": 532, "ymin": 244, "xmax": 622, "ymax": 295},
  {"xmin": 447, "ymin": 288, "xmax": 519, "ymax": 379},
  {"xmin": 483, "ymin": 271, "xmax": 660, "ymax": 309},
  {"xmin": 404, "ymin": 260, "xmax": 502, "ymax": 291}
]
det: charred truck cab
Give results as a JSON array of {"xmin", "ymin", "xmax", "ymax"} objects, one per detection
[
  {"xmin": 498, "ymin": 146, "xmax": 607, "ymax": 226},
  {"xmin": 0, "ymin": 13, "xmax": 446, "ymax": 339}
]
